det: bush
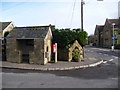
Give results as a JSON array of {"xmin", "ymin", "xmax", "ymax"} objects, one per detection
[
  {"xmin": 72, "ymin": 49, "xmax": 80, "ymax": 60},
  {"xmin": 52, "ymin": 28, "xmax": 88, "ymax": 49},
  {"xmin": 115, "ymin": 44, "xmax": 120, "ymax": 49}
]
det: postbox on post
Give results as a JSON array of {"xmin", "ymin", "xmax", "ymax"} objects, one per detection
[
  {"xmin": 52, "ymin": 44, "xmax": 57, "ymax": 53},
  {"xmin": 52, "ymin": 43, "xmax": 57, "ymax": 63}
]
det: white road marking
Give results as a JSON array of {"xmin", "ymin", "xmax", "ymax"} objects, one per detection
[
  {"xmin": 112, "ymin": 56, "xmax": 118, "ymax": 59},
  {"xmin": 103, "ymin": 61, "xmax": 108, "ymax": 64},
  {"xmin": 109, "ymin": 59, "xmax": 114, "ymax": 62},
  {"xmin": 91, "ymin": 48, "xmax": 110, "ymax": 51},
  {"xmin": 110, "ymin": 78, "xmax": 118, "ymax": 80}
]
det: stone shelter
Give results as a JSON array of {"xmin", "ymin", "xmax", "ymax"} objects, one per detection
[
  {"xmin": 6, "ymin": 25, "xmax": 54, "ymax": 65},
  {"xmin": 58, "ymin": 40, "xmax": 84, "ymax": 62}
]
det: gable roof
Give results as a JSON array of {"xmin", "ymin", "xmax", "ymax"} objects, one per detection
[
  {"xmin": 96, "ymin": 25, "xmax": 104, "ymax": 31},
  {"xmin": 7, "ymin": 26, "xmax": 52, "ymax": 39},
  {"xmin": 106, "ymin": 19, "xmax": 119, "ymax": 26},
  {"xmin": 94, "ymin": 25, "xmax": 104, "ymax": 35},
  {"xmin": 69, "ymin": 40, "xmax": 82, "ymax": 51},
  {"xmin": 0, "ymin": 22, "xmax": 12, "ymax": 30}
]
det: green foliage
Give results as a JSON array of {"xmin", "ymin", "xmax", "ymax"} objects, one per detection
[
  {"xmin": 52, "ymin": 28, "xmax": 88, "ymax": 49},
  {"xmin": 72, "ymin": 49, "xmax": 80, "ymax": 60},
  {"xmin": 115, "ymin": 44, "xmax": 120, "ymax": 49}
]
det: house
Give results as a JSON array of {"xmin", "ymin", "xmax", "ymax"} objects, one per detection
[
  {"xmin": 88, "ymin": 35, "xmax": 95, "ymax": 46},
  {"xmin": 93, "ymin": 18, "xmax": 120, "ymax": 48},
  {"xmin": 102, "ymin": 19, "xmax": 119, "ymax": 48},
  {"xmin": 94, "ymin": 25, "xmax": 104, "ymax": 47},
  {"xmin": 0, "ymin": 21, "xmax": 14, "ymax": 61},
  {"xmin": 6, "ymin": 25, "xmax": 54, "ymax": 65},
  {"xmin": 58, "ymin": 40, "xmax": 84, "ymax": 62},
  {"xmin": 0, "ymin": 21, "xmax": 14, "ymax": 38}
]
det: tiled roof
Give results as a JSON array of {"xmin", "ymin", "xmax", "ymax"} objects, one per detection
[
  {"xmin": 107, "ymin": 19, "xmax": 119, "ymax": 26},
  {"xmin": 7, "ymin": 26, "xmax": 50, "ymax": 39},
  {"xmin": 0, "ymin": 22, "xmax": 11, "ymax": 30},
  {"xmin": 95, "ymin": 25, "xmax": 104, "ymax": 32}
]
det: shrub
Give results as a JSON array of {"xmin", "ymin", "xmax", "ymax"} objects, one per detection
[
  {"xmin": 115, "ymin": 44, "xmax": 120, "ymax": 49},
  {"xmin": 52, "ymin": 28, "xmax": 88, "ymax": 49},
  {"xmin": 72, "ymin": 49, "xmax": 80, "ymax": 60}
]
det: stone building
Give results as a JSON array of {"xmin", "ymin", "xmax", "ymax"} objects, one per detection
[
  {"xmin": 94, "ymin": 25, "xmax": 104, "ymax": 47},
  {"xmin": 0, "ymin": 21, "xmax": 14, "ymax": 61},
  {"xmin": 6, "ymin": 25, "xmax": 54, "ymax": 65},
  {"xmin": 0, "ymin": 21, "xmax": 14, "ymax": 38},
  {"xmin": 58, "ymin": 40, "xmax": 84, "ymax": 62},
  {"xmin": 102, "ymin": 19, "xmax": 119, "ymax": 48},
  {"xmin": 93, "ymin": 18, "xmax": 120, "ymax": 48},
  {"xmin": 88, "ymin": 35, "xmax": 95, "ymax": 46}
]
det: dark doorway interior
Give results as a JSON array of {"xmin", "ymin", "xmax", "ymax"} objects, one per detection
[
  {"xmin": 17, "ymin": 39, "xmax": 34, "ymax": 63},
  {"xmin": 22, "ymin": 54, "xmax": 29, "ymax": 63}
]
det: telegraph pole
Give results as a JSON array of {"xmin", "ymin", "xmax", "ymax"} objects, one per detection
[{"xmin": 81, "ymin": 0, "xmax": 84, "ymax": 31}]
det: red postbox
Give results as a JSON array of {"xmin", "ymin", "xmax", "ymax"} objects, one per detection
[{"xmin": 52, "ymin": 44, "xmax": 57, "ymax": 53}]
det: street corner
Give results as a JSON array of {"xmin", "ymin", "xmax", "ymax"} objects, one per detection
[{"xmin": 1, "ymin": 59, "xmax": 104, "ymax": 71}]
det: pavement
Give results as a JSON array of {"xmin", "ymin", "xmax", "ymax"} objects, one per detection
[{"xmin": 0, "ymin": 55, "xmax": 103, "ymax": 71}]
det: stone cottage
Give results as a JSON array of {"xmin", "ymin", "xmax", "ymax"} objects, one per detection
[
  {"xmin": 94, "ymin": 25, "xmax": 104, "ymax": 47},
  {"xmin": 6, "ymin": 25, "xmax": 54, "ymax": 65},
  {"xmin": 93, "ymin": 18, "xmax": 120, "ymax": 48},
  {"xmin": 0, "ymin": 21, "xmax": 14, "ymax": 61},
  {"xmin": 0, "ymin": 21, "xmax": 14, "ymax": 38},
  {"xmin": 58, "ymin": 40, "xmax": 84, "ymax": 62}
]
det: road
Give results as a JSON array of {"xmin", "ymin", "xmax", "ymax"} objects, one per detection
[{"xmin": 1, "ymin": 46, "xmax": 119, "ymax": 88}]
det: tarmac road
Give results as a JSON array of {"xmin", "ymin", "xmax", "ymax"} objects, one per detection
[{"xmin": 1, "ymin": 46, "xmax": 119, "ymax": 88}]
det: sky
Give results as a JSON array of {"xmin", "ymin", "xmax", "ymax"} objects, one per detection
[{"xmin": 0, "ymin": 0, "xmax": 120, "ymax": 35}]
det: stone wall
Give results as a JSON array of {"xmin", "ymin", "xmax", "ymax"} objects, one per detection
[
  {"xmin": 58, "ymin": 49, "xmax": 69, "ymax": 61},
  {"xmin": 43, "ymin": 30, "xmax": 52, "ymax": 64},
  {"xmin": 29, "ymin": 38, "xmax": 44, "ymax": 65},
  {"xmin": 6, "ymin": 39, "xmax": 21, "ymax": 63},
  {"xmin": 57, "ymin": 40, "xmax": 84, "ymax": 62}
]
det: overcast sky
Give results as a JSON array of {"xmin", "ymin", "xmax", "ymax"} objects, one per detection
[{"xmin": 0, "ymin": 0, "xmax": 120, "ymax": 35}]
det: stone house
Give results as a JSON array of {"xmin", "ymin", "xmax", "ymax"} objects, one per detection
[
  {"xmin": 0, "ymin": 21, "xmax": 14, "ymax": 38},
  {"xmin": 58, "ymin": 40, "xmax": 84, "ymax": 62},
  {"xmin": 94, "ymin": 25, "xmax": 104, "ymax": 47},
  {"xmin": 102, "ymin": 19, "xmax": 119, "ymax": 48},
  {"xmin": 88, "ymin": 35, "xmax": 95, "ymax": 46},
  {"xmin": 6, "ymin": 25, "xmax": 54, "ymax": 65},
  {"xmin": 0, "ymin": 21, "xmax": 14, "ymax": 61},
  {"xmin": 94, "ymin": 18, "xmax": 120, "ymax": 48}
]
